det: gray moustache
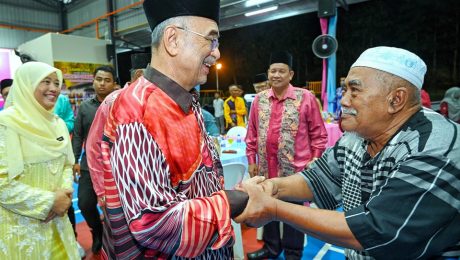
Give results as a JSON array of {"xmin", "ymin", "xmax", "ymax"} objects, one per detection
[
  {"xmin": 342, "ymin": 108, "xmax": 358, "ymax": 116},
  {"xmin": 205, "ymin": 57, "xmax": 216, "ymax": 66}
]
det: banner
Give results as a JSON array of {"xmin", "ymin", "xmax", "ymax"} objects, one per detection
[{"xmin": 54, "ymin": 61, "xmax": 108, "ymax": 88}]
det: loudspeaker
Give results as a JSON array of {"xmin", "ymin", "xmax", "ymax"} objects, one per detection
[
  {"xmin": 312, "ymin": 34, "xmax": 338, "ymax": 58},
  {"xmin": 106, "ymin": 44, "xmax": 114, "ymax": 61},
  {"xmin": 318, "ymin": 0, "xmax": 336, "ymax": 18}
]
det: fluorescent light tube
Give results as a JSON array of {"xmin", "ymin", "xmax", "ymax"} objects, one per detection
[
  {"xmin": 245, "ymin": 5, "xmax": 279, "ymax": 17},
  {"xmin": 245, "ymin": 0, "xmax": 274, "ymax": 7}
]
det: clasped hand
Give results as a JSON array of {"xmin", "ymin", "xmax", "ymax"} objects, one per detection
[
  {"xmin": 44, "ymin": 188, "xmax": 73, "ymax": 223},
  {"xmin": 234, "ymin": 176, "xmax": 279, "ymax": 227}
]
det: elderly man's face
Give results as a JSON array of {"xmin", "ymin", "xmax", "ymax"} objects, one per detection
[
  {"xmin": 229, "ymin": 86, "xmax": 240, "ymax": 97},
  {"xmin": 341, "ymin": 67, "xmax": 392, "ymax": 138},
  {"xmin": 253, "ymin": 82, "xmax": 269, "ymax": 93},
  {"xmin": 177, "ymin": 17, "xmax": 220, "ymax": 88}
]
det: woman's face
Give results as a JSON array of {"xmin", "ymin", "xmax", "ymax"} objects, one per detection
[{"xmin": 34, "ymin": 72, "xmax": 61, "ymax": 110}]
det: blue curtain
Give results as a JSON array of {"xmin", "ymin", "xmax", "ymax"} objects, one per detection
[{"xmin": 326, "ymin": 12, "xmax": 337, "ymax": 113}]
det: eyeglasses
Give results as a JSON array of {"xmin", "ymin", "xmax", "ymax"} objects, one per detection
[{"xmin": 176, "ymin": 26, "xmax": 219, "ymax": 51}]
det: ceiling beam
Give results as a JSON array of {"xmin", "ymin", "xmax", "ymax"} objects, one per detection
[
  {"xmin": 31, "ymin": 0, "xmax": 58, "ymax": 10},
  {"xmin": 338, "ymin": 0, "xmax": 349, "ymax": 11},
  {"xmin": 0, "ymin": 0, "xmax": 56, "ymax": 12}
]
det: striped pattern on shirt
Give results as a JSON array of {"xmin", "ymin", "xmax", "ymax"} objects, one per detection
[
  {"xmin": 301, "ymin": 109, "xmax": 460, "ymax": 259},
  {"xmin": 100, "ymin": 78, "xmax": 234, "ymax": 259}
]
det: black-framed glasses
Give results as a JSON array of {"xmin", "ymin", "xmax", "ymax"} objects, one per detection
[{"xmin": 176, "ymin": 26, "xmax": 219, "ymax": 51}]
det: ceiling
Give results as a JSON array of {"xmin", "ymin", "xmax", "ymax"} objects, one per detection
[
  {"xmin": 117, "ymin": 0, "xmax": 369, "ymax": 50},
  {"xmin": 27, "ymin": 0, "xmax": 369, "ymax": 50}
]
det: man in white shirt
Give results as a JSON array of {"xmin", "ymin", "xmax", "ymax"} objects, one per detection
[{"xmin": 213, "ymin": 92, "xmax": 225, "ymax": 134}]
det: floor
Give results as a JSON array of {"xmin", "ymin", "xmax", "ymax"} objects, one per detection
[
  {"xmin": 75, "ymin": 221, "xmax": 345, "ymax": 260},
  {"xmin": 75, "ymin": 221, "xmax": 263, "ymax": 260}
]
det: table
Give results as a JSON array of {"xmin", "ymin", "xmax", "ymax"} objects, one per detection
[
  {"xmin": 221, "ymin": 148, "xmax": 248, "ymax": 166},
  {"xmin": 219, "ymin": 122, "xmax": 344, "ymax": 165},
  {"xmin": 324, "ymin": 122, "xmax": 343, "ymax": 147}
]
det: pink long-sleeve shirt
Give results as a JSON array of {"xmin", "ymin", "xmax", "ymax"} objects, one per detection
[
  {"xmin": 86, "ymin": 89, "xmax": 122, "ymax": 197},
  {"xmin": 245, "ymin": 85, "xmax": 328, "ymax": 178}
]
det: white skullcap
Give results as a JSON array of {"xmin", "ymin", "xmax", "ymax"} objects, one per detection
[{"xmin": 351, "ymin": 46, "xmax": 427, "ymax": 89}]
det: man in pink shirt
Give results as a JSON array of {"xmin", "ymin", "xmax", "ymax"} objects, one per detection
[
  {"xmin": 245, "ymin": 51, "xmax": 328, "ymax": 260},
  {"xmin": 86, "ymin": 54, "xmax": 148, "ymax": 207}
]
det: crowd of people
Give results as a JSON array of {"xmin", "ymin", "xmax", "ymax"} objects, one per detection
[{"xmin": 0, "ymin": 0, "xmax": 459, "ymax": 259}]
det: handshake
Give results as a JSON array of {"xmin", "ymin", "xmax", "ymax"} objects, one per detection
[{"xmin": 232, "ymin": 176, "xmax": 281, "ymax": 227}]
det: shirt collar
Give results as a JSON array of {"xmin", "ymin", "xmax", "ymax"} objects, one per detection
[
  {"xmin": 144, "ymin": 66, "xmax": 193, "ymax": 114},
  {"xmin": 268, "ymin": 84, "xmax": 296, "ymax": 101},
  {"xmin": 92, "ymin": 96, "xmax": 102, "ymax": 105}
]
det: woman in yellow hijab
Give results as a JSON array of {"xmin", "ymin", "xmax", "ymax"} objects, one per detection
[{"xmin": 0, "ymin": 62, "xmax": 79, "ymax": 259}]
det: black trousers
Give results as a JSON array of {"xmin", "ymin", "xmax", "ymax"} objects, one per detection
[
  {"xmin": 67, "ymin": 204, "xmax": 76, "ymax": 237},
  {"xmin": 78, "ymin": 170, "xmax": 103, "ymax": 235},
  {"xmin": 262, "ymin": 202, "xmax": 304, "ymax": 259}
]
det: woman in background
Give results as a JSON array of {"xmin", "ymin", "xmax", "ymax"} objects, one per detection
[{"xmin": 0, "ymin": 62, "xmax": 79, "ymax": 259}]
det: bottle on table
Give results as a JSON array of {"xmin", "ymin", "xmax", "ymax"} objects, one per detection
[{"xmin": 236, "ymin": 134, "xmax": 242, "ymax": 151}]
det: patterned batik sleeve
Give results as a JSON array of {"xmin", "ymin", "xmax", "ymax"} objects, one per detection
[
  {"xmin": 109, "ymin": 122, "xmax": 233, "ymax": 258},
  {"xmin": 0, "ymin": 126, "xmax": 55, "ymax": 221},
  {"xmin": 345, "ymin": 154, "xmax": 460, "ymax": 259},
  {"xmin": 300, "ymin": 147, "xmax": 343, "ymax": 210},
  {"xmin": 245, "ymin": 96, "xmax": 259, "ymax": 164}
]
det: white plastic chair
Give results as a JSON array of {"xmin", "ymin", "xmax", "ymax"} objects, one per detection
[
  {"xmin": 222, "ymin": 163, "xmax": 246, "ymax": 189},
  {"xmin": 222, "ymin": 163, "xmax": 246, "ymax": 259},
  {"xmin": 226, "ymin": 126, "xmax": 247, "ymax": 139},
  {"xmin": 244, "ymin": 93, "xmax": 256, "ymax": 103}
]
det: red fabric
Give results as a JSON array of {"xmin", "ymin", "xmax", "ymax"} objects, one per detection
[
  {"xmin": 421, "ymin": 89, "xmax": 432, "ymax": 108},
  {"xmin": 86, "ymin": 89, "xmax": 122, "ymax": 197},
  {"xmin": 440, "ymin": 102, "xmax": 449, "ymax": 117},
  {"xmin": 101, "ymin": 78, "xmax": 234, "ymax": 258},
  {"xmin": 144, "ymin": 88, "xmax": 202, "ymax": 187}
]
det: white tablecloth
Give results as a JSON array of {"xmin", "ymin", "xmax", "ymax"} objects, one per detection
[{"xmin": 221, "ymin": 149, "xmax": 248, "ymax": 166}]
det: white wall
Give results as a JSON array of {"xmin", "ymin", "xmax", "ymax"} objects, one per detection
[
  {"xmin": 17, "ymin": 33, "xmax": 109, "ymax": 65},
  {"xmin": 51, "ymin": 33, "xmax": 109, "ymax": 64},
  {"xmin": 17, "ymin": 33, "xmax": 54, "ymax": 65}
]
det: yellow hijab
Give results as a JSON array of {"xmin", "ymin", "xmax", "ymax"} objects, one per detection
[{"xmin": 0, "ymin": 62, "xmax": 74, "ymax": 180}]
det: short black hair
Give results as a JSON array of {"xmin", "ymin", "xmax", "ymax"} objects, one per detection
[
  {"xmin": 93, "ymin": 65, "xmax": 116, "ymax": 80},
  {"xmin": 1, "ymin": 79, "xmax": 13, "ymax": 92}
]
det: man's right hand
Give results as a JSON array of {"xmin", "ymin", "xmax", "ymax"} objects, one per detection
[
  {"xmin": 248, "ymin": 163, "xmax": 258, "ymax": 177},
  {"xmin": 234, "ymin": 178, "xmax": 278, "ymax": 227},
  {"xmin": 72, "ymin": 164, "xmax": 80, "ymax": 182}
]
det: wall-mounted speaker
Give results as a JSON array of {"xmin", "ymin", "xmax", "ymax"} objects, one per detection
[
  {"xmin": 318, "ymin": 0, "xmax": 336, "ymax": 18},
  {"xmin": 106, "ymin": 44, "xmax": 114, "ymax": 61}
]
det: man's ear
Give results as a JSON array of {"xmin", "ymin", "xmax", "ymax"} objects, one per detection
[
  {"xmin": 162, "ymin": 26, "xmax": 180, "ymax": 56},
  {"xmin": 388, "ymin": 87, "xmax": 407, "ymax": 114},
  {"xmin": 289, "ymin": 70, "xmax": 294, "ymax": 81}
]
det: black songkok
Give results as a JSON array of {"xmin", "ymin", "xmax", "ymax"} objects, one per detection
[
  {"xmin": 143, "ymin": 0, "xmax": 220, "ymax": 31},
  {"xmin": 269, "ymin": 51, "xmax": 293, "ymax": 68},
  {"xmin": 253, "ymin": 73, "xmax": 268, "ymax": 84}
]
